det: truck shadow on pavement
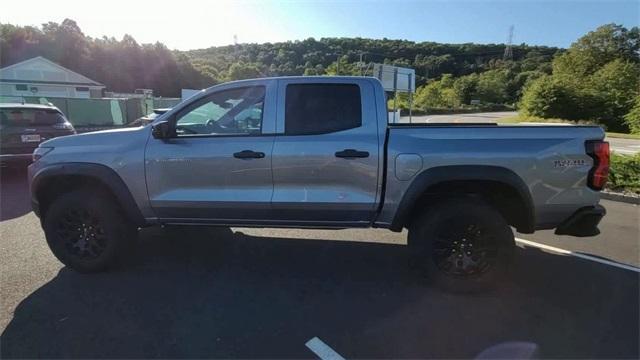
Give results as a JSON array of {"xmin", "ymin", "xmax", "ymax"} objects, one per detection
[
  {"xmin": 0, "ymin": 164, "xmax": 31, "ymax": 221},
  {"xmin": 1, "ymin": 226, "xmax": 638, "ymax": 359}
]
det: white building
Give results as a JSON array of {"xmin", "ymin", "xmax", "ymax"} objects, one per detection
[{"xmin": 0, "ymin": 56, "xmax": 105, "ymax": 99}]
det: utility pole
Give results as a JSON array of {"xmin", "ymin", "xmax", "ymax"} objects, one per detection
[
  {"xmin": 503, "ymin": 25, "xmax": 514, "ymax": 61},
  {"xmin": 233, "ymin": 34, "xmax": 239, "ymax": 61}
]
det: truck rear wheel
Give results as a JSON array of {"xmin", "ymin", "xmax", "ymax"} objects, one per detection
[
  {"xmin": 408, "ymin": 197, "xmax": 515, "ymax": 293},
  {"xmin": 43, "ymin": 188, "xmax": 136, "ymax": 273}
]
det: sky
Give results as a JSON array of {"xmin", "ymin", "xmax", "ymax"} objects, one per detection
[{"xmin": 1, "ymin": 0, "xmax": 638, "ymax": 50}]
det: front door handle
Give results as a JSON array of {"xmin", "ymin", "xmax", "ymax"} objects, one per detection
[
  {"xmin": 335, "ymin": 149, "xmax": 370, "ymax": 158},
  {"xmin": 233, "ymin": 150, "xmax": 265, "ymax": 159}
]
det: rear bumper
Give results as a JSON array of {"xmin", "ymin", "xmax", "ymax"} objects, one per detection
[{"xmin": 554, "ymin": 205, "xmax": 606, "ymax": 237}]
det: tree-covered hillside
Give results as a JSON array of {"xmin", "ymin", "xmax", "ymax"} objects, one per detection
[
  {"xmin": 183, "ymin": 37, "xmax": 558, "ymax": 87},
  {"xmin": 2, "ymin": 20, "xmax": 638, "ymax": 132},
  {"xmin": 1, "ymin": 19, "xmax": 557, "ymax": 97}
]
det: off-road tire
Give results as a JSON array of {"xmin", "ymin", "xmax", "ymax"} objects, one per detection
[
  {"xmin": 408, "ymin": 197, "xmax": 515, "ymax": 293},
  {"xmin": 43, "ymin": 188, "xmax": 136, "ymax": 273}
]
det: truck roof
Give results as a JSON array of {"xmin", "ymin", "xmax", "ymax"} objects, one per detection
[
  {"xmin": 210, "ymin": 76, "xmax": 380, "ymax": 87},
  {"xmin": 234, "ymin": 75, "xmax": 378, "ymax": 81}
]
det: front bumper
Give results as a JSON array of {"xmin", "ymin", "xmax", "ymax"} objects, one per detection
[
  {"xmin": 554, "ymin": 205, "xmax": 606, "ymax": 237},
  {"xmin": 27, "ymin": 162, "xmax": 40, "ymax": 217}
]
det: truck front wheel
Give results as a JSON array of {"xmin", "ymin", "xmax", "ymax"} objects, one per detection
[
  {"xmin": 408, "ymin": 197, "xmax": 515, "ymax": 292},
  {"xmin": 43, "ymin": 188, "xmax": 136, "ymax": 273}
]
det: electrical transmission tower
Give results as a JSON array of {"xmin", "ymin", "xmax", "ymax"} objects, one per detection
[{"xmin": 503, "ymin": 25, "xmax": 514, "ymax": 61}]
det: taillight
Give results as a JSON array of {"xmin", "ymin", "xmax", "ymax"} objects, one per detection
[{"xmin": 586, "ymin": 140, "xmax": 610, "ymax": 191}]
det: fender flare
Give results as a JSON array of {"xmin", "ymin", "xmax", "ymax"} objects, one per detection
[
  {"xmin": 31, "ymin": 162, "xmax": 146, "ymax": 227},
  {"xmin": 390, "ymin": 165, "xmax": 535, "ymax": 232}
]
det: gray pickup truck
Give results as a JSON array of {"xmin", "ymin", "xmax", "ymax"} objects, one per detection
[{"xmin": 28, "ymin": 76, "xmax": 609, "ymax": 290}]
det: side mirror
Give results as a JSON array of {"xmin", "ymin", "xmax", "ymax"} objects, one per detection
[{"xmin": 151, "ymin": 120, "xmax": 175, "ymax": 139}]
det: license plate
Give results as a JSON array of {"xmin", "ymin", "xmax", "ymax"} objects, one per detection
[{"xmin": 21, "ymin": 134, "xmax": 41, "ymax": 143}]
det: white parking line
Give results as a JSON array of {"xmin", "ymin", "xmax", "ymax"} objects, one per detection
[
  {"xmin": 515, "ymin": 238, "xmax": 640, "ymax": 273},
  {"xmin": 306, "ymin": 337, "xmax": 346, "ymax": 360}
]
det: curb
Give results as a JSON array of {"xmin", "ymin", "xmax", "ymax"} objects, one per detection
[{"xmin": 601, "ymin": 191, "xmax": 640, "ymax": 205}]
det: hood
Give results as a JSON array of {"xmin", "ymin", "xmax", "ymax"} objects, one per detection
[{"xmin": 40, "ymin": 126, "xmax": 149, "ymax": 148}]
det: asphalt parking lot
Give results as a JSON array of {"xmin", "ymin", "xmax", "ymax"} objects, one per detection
[{"xmin": 1, "ymin": 165, "xmax": 638, "ymax": 359}]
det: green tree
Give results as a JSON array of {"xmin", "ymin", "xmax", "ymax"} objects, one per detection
[
  {"xmin": 553, "ymin": 24, "xmax": 639, "ymax": 80},
  {"xmin": 414, "ymin": 82, "xmax": 444, "ymax": 109},
  {"xmin": 512, "ymin": 70, "xmax": 545, "ymax": 98},
  {"xmin": 453, "ymin": 73, "xmax": 478, "ymax": 105},
  {"xmin": 590, "ymin": 59, "xmax": 640, "ymax": 127},
  {"xmin": 413, "ymin": 76, "xmax": 459, "ymax": 109},
  {"xmin": 475, "ymin": 70, "xmax": 509, "ymax": 104},
  {"xmin": 226, "ymin": 62, "xmax": 263, "ymax": 80},
  {"xmin": 326, "ymin": 55, "xmax": 360, "ymax": 75},
  {"xmin": 521, "ymin": 23, "xmax": 640, "ymax": 132},
  {"xmin": 520, "ymin": 75, "xmax": 604, "ymax": 121},
  {"xmin": 439, "ymin": 73, "xmax": 455, "ymax": 88},
  {"xmin": 520, "ymin": 76, "xmax": 576, "ymax": 119},
  {"xmin": 41, "ymin": 19, "xmax": 89, "ymax": 72}
]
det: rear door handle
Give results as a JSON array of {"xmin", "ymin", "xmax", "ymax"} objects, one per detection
[
  {"xmin": 233, "ymin": 150, "xmax": 265, "ymax": 159},
  {"xmin": 335, "ymin": 149, "xmax": 369, "ymax": 158}
]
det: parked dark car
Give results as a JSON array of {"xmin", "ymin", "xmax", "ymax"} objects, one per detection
[{"xmin": 0, "ymin": 103, "xmax": 75, "ymax": 164}]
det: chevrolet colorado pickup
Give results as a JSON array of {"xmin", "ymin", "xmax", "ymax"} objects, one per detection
[{"xmin": 28, "ymin": 76, "xmax": 609, "ymax": 290}]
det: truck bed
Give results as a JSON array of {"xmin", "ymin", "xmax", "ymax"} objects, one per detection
[{"xmin": 377, "ymin": 124, "xmax": 605, "ymax": 230}]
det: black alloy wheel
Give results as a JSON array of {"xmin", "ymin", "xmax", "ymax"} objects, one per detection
[{"xmin": 56, "ymin": 208, "xmax": 109, "ymax": 260}]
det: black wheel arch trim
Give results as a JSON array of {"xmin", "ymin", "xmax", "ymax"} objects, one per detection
[
  {"xmin": 390, "ymin": 165, "xmax": 535, "ymax": 232},
  {"xmin": 31, "ymin": 162, "xmax": 146, "ymax": 227}
]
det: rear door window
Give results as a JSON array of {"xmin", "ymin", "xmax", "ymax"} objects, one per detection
[
  {"xmin": 0, "ymin": 108, "xmax": 65, "ymax": 126},
  {"xmin": 285, "ymin": 84, "xmax": 362, "ymax": 135}
]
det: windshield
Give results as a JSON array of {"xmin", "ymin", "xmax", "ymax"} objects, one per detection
[{"xmin": 0, "ymin": 108, "xmax": 65, "ymax": 126}]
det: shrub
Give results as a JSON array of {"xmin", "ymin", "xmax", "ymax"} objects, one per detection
[
  {"xmin": 608, "ymin": 153, "xmax": 640, "ymax": 193},
  {"xmin": 520, "ymin": 76, "xmax": 582, "ymax": 120},
  {"xmin": 624, "ymin": 96, "xmax": 640, "ymax": 135}
]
